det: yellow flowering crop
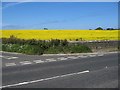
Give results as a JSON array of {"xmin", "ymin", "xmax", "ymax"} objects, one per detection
[{"xmin": 1, "ymin": 30, "xmax": 119, "ymax": 41}]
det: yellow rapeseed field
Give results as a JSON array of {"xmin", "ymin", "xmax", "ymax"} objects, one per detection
[{"xmin": 1, "ymin": 30, "xmax": 119, "ymax": 41}]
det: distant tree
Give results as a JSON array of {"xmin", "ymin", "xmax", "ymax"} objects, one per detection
[
  {"xmin": 106, "ymin": 28, "xmax": 111, "ymax": 30},
  {"xmin": 95, "ymin": 27, "xmax": 103, "ymax": 30},
  {"xmin": 44, "ymin": 28, "xmax": 48, "ymax": 30},
  {"xmin": 106, "ymin": 28, "xmax": 114, "ymax": 30}
]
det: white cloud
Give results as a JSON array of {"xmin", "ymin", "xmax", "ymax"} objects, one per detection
[
  {"xmin": 2, "ymin": 24, "xmax": 25, "ymax": 29},
  {"xmin": 2, "ymin": 2, "xmax": 24, "ymax": 9},
  {"xmin": 1, "ymin": 0, "xmax": 34, "ymax": 9}
]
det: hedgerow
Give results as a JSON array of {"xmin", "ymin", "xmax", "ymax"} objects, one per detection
[{"xmin": 2, "ymin": 35, "xmax": 92, "ymax": 55}]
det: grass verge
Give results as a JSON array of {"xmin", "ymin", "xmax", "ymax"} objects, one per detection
[{"xmin": 2, "ymin": 36, "xmax": 92, "ymax": 55}]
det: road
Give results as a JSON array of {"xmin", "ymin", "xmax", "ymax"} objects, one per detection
[{"xmin": 1, "ymin": 52, "xmax": 119, "ymax": 88}]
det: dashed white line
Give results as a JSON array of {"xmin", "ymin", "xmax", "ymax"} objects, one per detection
[
  {"xmin": 1, "ymin": 70, "xmax": 89, "ymax": 88},
  {"xmin": 0, "ymin": 55, "xmax": 3, "ymax": 58},
  {"xmin": 5, "ymin": 63, "xmax": 16, "ymax": 67},
  {"xmin": 57, "ymin": 57, "xmax": 68, "ymax": 60},
  {"xmin": 1, "ymin": 55, "xmax": 18, "ymax": 59},
  {"xmin": 89, "ymin": 55, "xmax": 97, "ymax": 57},
  {"xmin": 80, "ymin": 56, "xmax": 88, "ymax": 58},
  {"xmin": 97, "ymin": 54, "xmax": 104, "ymax": 56},
  {"xmin": 67, "ymin": 56, "xmax": 79, "ymax": 59},
  {"xmin": 33, "ymin": 60, "xmax": 44, "ymax": 63},
  {"xmin": 3, "ymin": 54, "xmax": 105, "ymax": 67},
  {"xmin": 20, "ymin": 61, "xmax": 32, "ymax": 65},
  {"xmin": 46, "ymin": 58, "xmax": 57, "ymax": 62},
  {"xmin": 7, "ymin": 57, "xmax": 18, "ymax": 60}
]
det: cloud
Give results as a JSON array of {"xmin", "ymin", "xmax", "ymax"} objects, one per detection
[
  {"xmin": 2, "ymin": 2, "xmax": 24, "ymax": 9},
  {"xmin": 2, "ymin": 24, "xmax": 25, "ymax": 29},
  {"xmin": 1, "ymin": 0, "xmax": 34, "ymax": 9}
]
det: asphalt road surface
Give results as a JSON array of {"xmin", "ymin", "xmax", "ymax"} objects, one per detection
[{"xmin": 1, "ymin": 52, "xmax": 119, "ymax": 88}]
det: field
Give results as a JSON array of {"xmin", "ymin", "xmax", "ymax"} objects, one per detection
[{"xmin": 1, "ymin": 30, "xmax": 119, "ymax": 41}]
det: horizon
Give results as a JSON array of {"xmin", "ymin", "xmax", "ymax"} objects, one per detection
[{"xmin": 2, "ymin": 2, "xmax": 118, "ymax": 30}]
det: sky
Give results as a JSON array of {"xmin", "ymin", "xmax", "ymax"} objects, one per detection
[
  {"xmin": 2, "ymin": 0, "xmax": 120, "ymax": 2},
  {"xmin": 2, "ymin": 2, "xmax": 118, "ymax": 30}
]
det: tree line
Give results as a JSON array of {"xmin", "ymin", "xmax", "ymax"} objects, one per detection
[
  {"xmin": 89, "ymin": 27, "xmax": 120, "ymax": 30},
  {"xmin": 43, "ymin": 27, "xmax": 119, "ymax": 30}
]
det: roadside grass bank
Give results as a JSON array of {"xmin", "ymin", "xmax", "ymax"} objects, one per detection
[
  {"xmin": 0, "ymin": 43, "xmax": 2, "ymax": 51},
  {"xmin": 2, "ymin": 36, "xmax": 92, "ymax": 55}
]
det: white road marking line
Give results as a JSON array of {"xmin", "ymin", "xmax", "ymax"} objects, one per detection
[
  {"xmin": 89, "ymin": 55, "xmax": 97, "ymax": 57},
  {"xmin": 57, "ymin": 57, "xmax": 68, "ymax": 60},
  {"xmin": 80, "ymin": 56, "xmax": 88, "ymax": 58},
  {"xmin": 97, "ymin": 54, "xmax": 104, "ymax": 56},
  {"xmin": 1, "ymin": 70, "xmax": 89, "ymax": 88},
  {"xmin": 33, "ymin": 60, "xmax": 44, "ymax": 63},
  {"xmin": 67, "ymin": 56, "xmax": 79, "ymax": 59},
  {"xmin": 20, "ymin": 61, "xmax": 32, "ymax": 65},
  {"xmin": 1, "ymin": 55, "xmax": 18, "ymax": 59},
  {"xmin": 46, "ymin": 58, "xmax": 57, "ymax": 62},
  {"xmin": 5, "ymin": 63, "xmax": 16, "ymax": 67},
  {"xmin": 7, "ymin": 57, "xmax": 18, "ymax": 60}
]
